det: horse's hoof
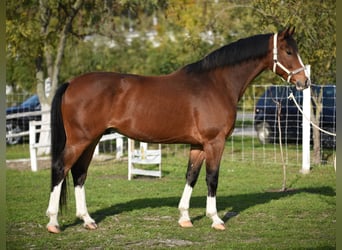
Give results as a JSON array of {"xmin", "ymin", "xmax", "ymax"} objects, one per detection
[
  {"xmin": 179, "ymin": 220, "xmax": 193, "ymax": 228},
  {"xmin": 212, "ymin": 223, "xmax": 226, "ymax": 231},
  {"xmin": 84, "ymin": 222, "xmax": 98, "ymax": 230},
  {"xmin": 47, "ymin": 225, "xmax": 61, "ymax": 234}
]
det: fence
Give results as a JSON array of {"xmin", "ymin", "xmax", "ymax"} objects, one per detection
[
  {"xmin": 226, "ymin": 84, "xmax": 336, "ymax": 168},
  {"xmin": 6, "ymin": 84, "xmax": 336, "ymax": 170}
]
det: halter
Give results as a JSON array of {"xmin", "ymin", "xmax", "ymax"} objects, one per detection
[{"xmin": 272, "ymin": 33, "xmax": 306, "ymax": 82}]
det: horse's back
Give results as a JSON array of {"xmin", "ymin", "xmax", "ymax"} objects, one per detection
[
  {"xmin": 61, "ymin": 72, "xmax": 193, "ymax": 142},
  {"xmin": 61, "ymin": 71, "xmax": 233, "ymax": 144}
]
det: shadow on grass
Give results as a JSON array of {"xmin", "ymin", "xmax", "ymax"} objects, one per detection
[{"xmin": 63, "ymin": 185, "xmax": 335, "ymax": 230}]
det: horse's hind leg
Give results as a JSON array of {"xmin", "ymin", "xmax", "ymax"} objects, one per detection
[
  {"xmin": 178, "ymin": 145, "xmax": 205, "ymax": 228},
  {"xmin": 46, "ymin": 180, "xmax": 64, "ymax": 233},
  {"xmin": 46, "ymin": 140, "xmax": 92, "ymax": 233},
  {"xmin": 71, "ymin": 140, "xmax": 99, "ymax": 230}
]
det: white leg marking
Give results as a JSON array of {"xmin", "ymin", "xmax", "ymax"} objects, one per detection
[
  {"xmin": 75, "ymin": 185, "xmax": 96, "ymax": 227},
  {"xmin": 178, "ymin": 184, "xmax": 193, "ymax": 223},
  {"xmin": 46, "ymin": 180, "xmax": 63, "ymax": 228},
  {"xmin": 206, "ymin": 196, "xmax": 224, "ymax": 227}
]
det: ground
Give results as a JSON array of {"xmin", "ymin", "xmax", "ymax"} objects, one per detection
[{"xmin": 6, "ymin": 154, "xmax": 117, "ymax": 171}]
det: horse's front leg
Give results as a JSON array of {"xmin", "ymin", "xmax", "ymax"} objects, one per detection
[
  {"xmin": 204, "ymin": 139, "xmax": 226, "ymax": 230},
  {"xmin": 178, "ymin": 146, "xmax": 205, "ymax": 228}
]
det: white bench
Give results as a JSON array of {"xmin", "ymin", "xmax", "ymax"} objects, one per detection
[{"xmin": 127, "ymin": 138, "xmax": 162, "ymax": 180}]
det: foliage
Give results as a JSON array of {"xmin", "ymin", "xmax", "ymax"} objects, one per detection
[
  {"xmin": 6, "ymin": 55, "xmax": 37, "ymax": 93},
  {"xmin": 6, "ymin": 1, "xmax": 41, "ymax": 92},
  {"xmin": 6, "ymin": 1, "xmax": 335, "ymax": 94},
  {"xmin": 248, "ymin": 0, "xmax": 336, "ymax": 165},
  {"xmin": 251, "ymin": 0, "xmax": 336, "ymax": 84}
]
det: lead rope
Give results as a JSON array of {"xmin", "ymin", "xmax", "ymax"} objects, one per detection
[
  {"xmin": 288, "ymin": 92, "xmax": 336, "ymax": 136},
  {"xmin": 288, "ymin": 92, "xmax": 336, "ymax": 172}
]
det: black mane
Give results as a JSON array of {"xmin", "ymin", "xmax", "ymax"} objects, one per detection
[{"xmin": 184, "ymin": 33, "xmax": 272, "ymax": 73}]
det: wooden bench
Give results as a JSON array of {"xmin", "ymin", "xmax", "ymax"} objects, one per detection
[{"xmin": 127, "ymin": 138, "xmax": 162, "ymax": 180}]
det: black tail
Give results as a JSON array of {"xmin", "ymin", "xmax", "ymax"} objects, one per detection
[{"xmin": 50, "ymin": 83, "xmax": 69, "ymax": 209}]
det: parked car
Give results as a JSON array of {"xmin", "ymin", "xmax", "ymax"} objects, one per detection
[
  {"xmin": 254, "ymin": 85, "xmax": 336, "ymax": 149},
  {"xmin": 6, "ymin": 95, "xmax": 41, "ymax": 145}
]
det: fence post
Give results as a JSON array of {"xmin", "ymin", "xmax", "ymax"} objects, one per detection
[
  {"xmin": 29, "ymin": 121, "xmax": 38, "ymax": 172},
  {"xmin": 301, "ymin": 65, "xmax": 311, "ymax": 174},
  {"xmin": 128, "ymin": 138, "xmax": 133, "ymax": 180},
  {"xmin": 116, "ymin": 137, "xmax": 123, "ymax": 159}
]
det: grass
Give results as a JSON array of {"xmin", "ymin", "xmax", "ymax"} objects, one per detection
[
  {"xmin": 6, "ymin": 142, "xmax": 336, "ymax": 249},
  {"xmin": 6, "ymin": 144, "xmax": 30, "ymax": 160}
]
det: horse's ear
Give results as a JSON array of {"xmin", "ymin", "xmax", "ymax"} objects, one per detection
[
  {"xmin": 279, "ymin": 26, "xmax": 295, "ymax": 38},
  {"xmin": 287, "ymin": 26, "xmax": 295, "ymax": 37}
]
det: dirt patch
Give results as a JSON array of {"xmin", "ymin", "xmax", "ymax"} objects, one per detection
[
  {"xmin": 6, "ymin": 154, "xmax": 118, "ymax": 171},
  {"xmin": 125, "ymin": 238, "xmax": 194, "ymax": 248},
  {"xmin": 6, "ymin": 157, "xmax": 51, "ymax": 171}
]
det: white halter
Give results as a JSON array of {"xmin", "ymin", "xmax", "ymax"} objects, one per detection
[{"xmin": 272, "ymin": 33, "xmax": 306, "ymax": 82}]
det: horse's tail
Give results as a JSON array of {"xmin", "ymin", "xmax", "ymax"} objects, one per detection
[{"xmin": 50, "ymin": 82, "xmax": 69, "ymax": 209}]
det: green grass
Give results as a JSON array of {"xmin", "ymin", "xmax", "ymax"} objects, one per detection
[
  {"xmin": 6, "ymin": 143, "xmax": 336, "ymax": 249},
  {"xmin": 6, "ymin": 144, "xmax": 30, "ymax": 160}
]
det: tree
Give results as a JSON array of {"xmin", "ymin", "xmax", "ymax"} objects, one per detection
[
  {"xmin": 6, "ymin": 0, "xmax": 167, "ymax": 90},
  {"xmin": 251, "ymin": 0, "xmax": 336, "ymax": 85},
  {"xmin": 7, "ymin": 0, "xmax": 86, "ymax": 153},
  {"xmin": 8, "ymin": 1, "xmax": 335, "ymax": 88},
  {"xmin": 310, "ymin": 88, "xmax": 324, "ymax": 164},
  {"xmin": 251, "ymin": 0, "xmax": 336, "ymax": 165},
  {"xmin": 36, "ymin": 0, "xmax": 84, "ymax": 154},
  {"xmin": 7, "ymin": 0, "xmax": 166, "ymax": 154}
]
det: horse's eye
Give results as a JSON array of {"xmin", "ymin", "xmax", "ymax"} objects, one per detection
[{"xmin": 286, "ymin": 50, "xmax": 292, "ymax": 55}]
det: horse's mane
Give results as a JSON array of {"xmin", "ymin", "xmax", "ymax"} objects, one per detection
[{"xmin": 183, "ymin": 33, "xmax": 273, "ymax": 73}]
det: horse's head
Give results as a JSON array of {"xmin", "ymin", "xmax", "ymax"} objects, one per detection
[{"xmin": 272, "ymin": 27, "xmax": 310, "ymax": 90}]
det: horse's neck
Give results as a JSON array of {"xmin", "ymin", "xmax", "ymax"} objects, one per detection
[{"xmin": 222, "ymin": 59, "xmax": 269, "ymax": 101}]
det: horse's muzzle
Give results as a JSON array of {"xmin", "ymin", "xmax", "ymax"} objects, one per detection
[{"xmin": 296, "ymin": 78, "xmax": 311, "ymax": 90}]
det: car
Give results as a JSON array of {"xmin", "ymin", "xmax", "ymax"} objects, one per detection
[
  {"xmin": 6, "ymin": 95, "xmax": 41, "ymax": 145},
  {"xmin": 254, "ymin": 85, "xmax": 336, "ymax": 149}
]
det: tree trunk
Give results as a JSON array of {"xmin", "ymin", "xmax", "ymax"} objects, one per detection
[
  {"xmin": 311, "ymin": 89, "xmax": 323, "ymax": 165},
  {"xmin": 36, "ymin": 0, "xmax": 84, "ymax": 156},
  {"xmin": 311, "ymin": 116, "xmax": 321, "ymax": 165}
]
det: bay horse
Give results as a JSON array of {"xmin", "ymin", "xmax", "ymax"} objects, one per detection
[{"xmin": 46, "ymin": 27, "xmax": 309, "ymax": 233}]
